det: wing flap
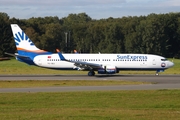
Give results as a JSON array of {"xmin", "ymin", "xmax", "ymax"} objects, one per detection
[{"xmin": 73, "ymin": 61, "xmax": 102, "ymax": 69}]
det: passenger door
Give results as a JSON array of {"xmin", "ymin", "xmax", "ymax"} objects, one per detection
[{"xmin": 152, "ymin": 59, "xmax": 156, "ymax": 65}]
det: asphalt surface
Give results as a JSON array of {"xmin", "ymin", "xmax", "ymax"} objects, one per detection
[{"xmin": 0, "ymin": 75, "xmax": 179, "ymax": 92}]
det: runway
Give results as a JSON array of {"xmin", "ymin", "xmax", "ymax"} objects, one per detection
[{"xmin": 0, "ymin": 75, "xmax": 179, "ymax": 92}]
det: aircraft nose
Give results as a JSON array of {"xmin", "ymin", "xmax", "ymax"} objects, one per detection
[{"xmin": 168, "ymin": 61, "xmax": 174, "ymax": 68}]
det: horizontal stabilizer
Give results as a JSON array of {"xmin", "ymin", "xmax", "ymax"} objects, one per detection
[{"xmin": 5, "ymin": 52, "xmax": 29, "ymax": 58}]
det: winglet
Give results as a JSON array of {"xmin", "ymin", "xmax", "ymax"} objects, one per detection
[
  {"xmin": 56, "ymin": 51, "xmax": 66, "ymax": 61},
  {"xmin": 56, "ymin": 49, "xmax": 60, "ymax": 52},
  {"xmin": 74, "ymin": 50, "xmax": 78, "ymax": 54}
]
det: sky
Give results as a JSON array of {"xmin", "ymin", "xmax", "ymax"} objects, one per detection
[{"xmin": 0, "ymin": 0, "xmax": 180, "ymax": 19}]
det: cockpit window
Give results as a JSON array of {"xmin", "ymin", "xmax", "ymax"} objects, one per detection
[{"xmin": 161, "ymin": 58, "xmax": 168, "ymax": 61}]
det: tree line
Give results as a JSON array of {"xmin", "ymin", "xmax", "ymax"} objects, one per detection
[{"xmin": 0, "ymin": 12, "xmax": 180, "ymax": 58}]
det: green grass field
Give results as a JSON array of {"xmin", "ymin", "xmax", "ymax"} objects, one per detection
[
  {"xmin": 0, "ymin": 58, "xmax": 180, "ymax": 120},
  {"xmin": 0, "ymin": 90, "xmax": 180, "ymax": 120},
  {"xmin": 0, "ymin": 80, "xmax": 150, "ymax": 88},
  {"xmin": 0, "ymin": 58, "xmax": 179, "ymax": 75}
]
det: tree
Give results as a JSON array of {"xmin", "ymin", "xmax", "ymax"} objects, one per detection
[
  {"xmin": 39, "ymin": 23, "xmax": 63, "ymax": 52},
  {"xmin": 0, "ymin": 13, "xmax": 13, "ymax": 57}
]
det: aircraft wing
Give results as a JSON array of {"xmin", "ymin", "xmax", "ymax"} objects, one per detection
[
  {"xmin": 73, "ymin": 61, "xmax": 102, "ymax": 69},
  {"xmin": 57, "ymin": 52, "xmax": 102, "ymax": 69}
]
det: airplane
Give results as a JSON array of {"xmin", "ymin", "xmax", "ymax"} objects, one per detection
[{"xmin": 7, "ymin": 24, "xmax": 174, "ymax": 76}]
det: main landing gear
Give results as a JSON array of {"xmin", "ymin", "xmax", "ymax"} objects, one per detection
[{"xmin": 88, "ymin": 70, "xmax": 95, "ymax": 76}]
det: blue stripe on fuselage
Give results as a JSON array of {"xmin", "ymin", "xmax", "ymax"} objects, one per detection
[
  {"xmin": 17, "ymin": 50, "xmax": 52, "ymax": 65},
  {"xmin": 17, "ymin": 57, "xmax": 35, "ymax": 65}
]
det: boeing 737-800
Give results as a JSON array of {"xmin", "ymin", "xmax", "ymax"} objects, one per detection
[{"xmin": 7, "ymin": 24, "xmax": 174, "ymax": 76}]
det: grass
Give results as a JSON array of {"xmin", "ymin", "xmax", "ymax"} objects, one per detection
[
  {"xmin": 0, "ymin": 58, "xmax": 179, "ymax": 75},
  {"xmin": 0, "ymin": 80, "xmax": 150, "ymax": 88},
  {"xmin": 0, "ymin": 58, "xmax": 179, "ymax": 120},
  {"xmin": 0, "ymin": 90, "xmax": 180, "ymax": 120}
]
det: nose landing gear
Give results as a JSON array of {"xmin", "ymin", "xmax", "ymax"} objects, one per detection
[
  {"xmin": 155, "ymin": 70, "xmax": 164, "ymax": 76},
  {"xmin": 155, "ymin": 72, "xmax": 159, "ymax": 76}
]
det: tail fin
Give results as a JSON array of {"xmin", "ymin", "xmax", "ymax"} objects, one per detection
[{"xmin": 10, "ymin": 24, "xmax": 45, "ymax": 53}]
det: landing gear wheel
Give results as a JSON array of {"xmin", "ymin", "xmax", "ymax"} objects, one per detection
[
  {"xmin": 155, "ymin": 70, "xmax": 160, "ymax": 76},
  {"xmin": 88, "ymin": 71, "xmax": 92, "ymax": 76},
  {"xmin": 88, "ymin": 71, "xmax": 95, "ymax": 76},
  {"xmin": 155, "ymin": 72, "xmax": 159, "ymax": 76}
]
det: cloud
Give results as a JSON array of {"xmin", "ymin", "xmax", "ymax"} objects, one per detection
[
  {"xmin": 0, "ymin": 0, "xmax": 179, "ymax": 19},
  {"xmin": 0, "ymin": 0, "xmax": 126, "ymax": 6},
  {"xmin": 161, "ymin": 0, "xmax": 180, "ymax": 7}
]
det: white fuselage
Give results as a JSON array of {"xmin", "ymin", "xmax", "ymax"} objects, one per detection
[
  {"xmin": 10, "ymin": 24, "xmax": 174, "ymax": 76},
  {"xmin": 33, "ymin": 53, "xmax": 174, "ymax": 71}
]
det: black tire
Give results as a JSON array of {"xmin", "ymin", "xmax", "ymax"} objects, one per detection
[{"xmin": 88, "ymin": 71, "xmax": 92, "ymax": 76}]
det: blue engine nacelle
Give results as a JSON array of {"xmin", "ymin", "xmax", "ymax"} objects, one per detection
[{"xmin": 98, "ymin": 65, "xmax": 117, "ymax": 74}]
